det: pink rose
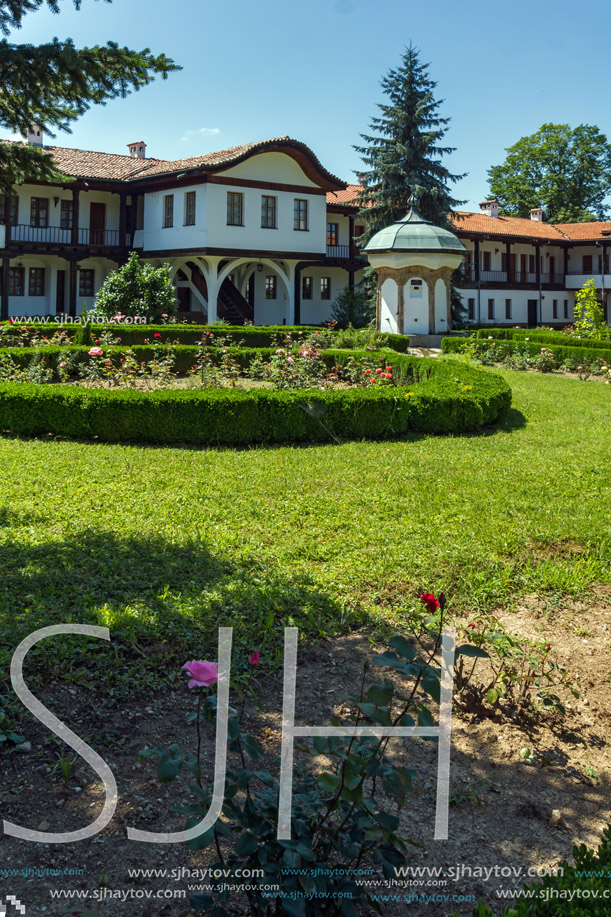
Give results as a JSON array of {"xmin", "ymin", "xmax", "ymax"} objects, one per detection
[
  {"xmin": 59, "ymin": 361, "xmax": 66, "ymax": 368},
  {"xmin": 182, "ymin": 660, "xmax": 226, "ymax": 689},
  {"xmin": 249, "ymin": 651, "xmax": 260, "ymax": 666},
  {"xmin": 88, "ymin": 347, "xmax": 103, "ymax": 357}
]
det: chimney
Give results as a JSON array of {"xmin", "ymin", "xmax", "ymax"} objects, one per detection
[
  {"xmin": 23, "ymin": 124, "xmax": 43, "ymax": 147},
  {"xmin": 530, "ymin": 207, "xmax": 544, "ymax": 222},
  {"xmin": 480, "ymin": 200, "xmax": 499, "ymax": 219},
  {"xmin": 128, "ymin": 141, "xmax": 147, "ymax": 159}
]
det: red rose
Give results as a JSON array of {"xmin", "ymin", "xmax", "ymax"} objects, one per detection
[
  {"xmin": 154, "ymin": 333, "xmax": 161, "ymax": 339},
  {"xmin": 420, "ymin": 592, "xmax": 440, "ymax": 613}
]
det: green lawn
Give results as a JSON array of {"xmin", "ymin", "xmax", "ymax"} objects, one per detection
[{"xmin": 1, "ymin": 365, "xmax": 610, "ymax": 693}]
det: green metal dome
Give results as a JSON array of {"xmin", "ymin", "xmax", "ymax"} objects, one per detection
[{"xmin": 364, "ymin": 202, "xmax": 466, "ymax": 256}]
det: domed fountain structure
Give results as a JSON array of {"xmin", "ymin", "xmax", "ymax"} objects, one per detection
[{"xmin": 364, "ymin": 196, "xmax": 466, "ymax": 337}]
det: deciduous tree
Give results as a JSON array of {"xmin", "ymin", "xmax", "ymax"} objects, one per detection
[{"xmin": 488, "ymin": 124, "xmax": 611, "ymax": 223}]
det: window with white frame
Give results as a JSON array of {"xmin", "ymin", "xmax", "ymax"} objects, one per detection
[
  {"xmin": 488, "ymin": 298, "xmax": 494, "ymax": 320},
  {"xmin": 320, "ymin": 277, "xmax": 331, "ymax": 300}
]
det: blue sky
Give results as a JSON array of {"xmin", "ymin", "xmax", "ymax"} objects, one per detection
[{"xmin": 4, "ymin": 0, "xmax": 610, "ymax": 210}]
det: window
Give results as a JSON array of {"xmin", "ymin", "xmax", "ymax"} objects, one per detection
[
  {"xmin": 488, "ymin": 298, "xmax": 495, "ymax": 320},
  {"xmin": 28, "ymin": 267, "xmax": 45, "ymax": 296},
  {"xmin": 327, "ymin": 222, "xmax": 339, "ymax": 246},
  {"xmin": 553, "ymin": 299, "xmax": 558, "ymax": 319},
  {"xmin": 30, "ymin": 197, "xmax": 48, "ymax": 228},
  {"xmin": 60, "ymin": 200, "xmax": 73, "ymax": 230},
  {"xmin": 79, "ymin": 269, "xmax": 95, "ymax": 298},
  {"xmin": 227, "ymin": 192, "xmax": 243, "ymax": 226},
  {"xmin": 184, "ymin": 191, "xmax": 196, "ymax": 226},
  {"xmin": 302, "ymin": 276, "xmax": 313, "ymax": 300},
  {"xmin": 505, "ymin": 298, "xmax": 512, "ymax": 320},
  {"xmin": 583, "ymin": 254, "xmax": 593, "ymax": 273},
  {"xmin": 163, "ymin": 195, "xmax": 174, "ymax": 228},
  {"xmin": 265, "ymin": 275, "xmax": 277, "ymax": 300},
  {"xmin": 320, "ymin": 277, "xmax": 331, "ymax": 300},
  {"xmin": 8, "ymin": 266, "xmax": 24, "ymax": 296},
  {"xmin": 482, "ymin": 250, "xmax": 491, "ymax": 271},
  {"xmin": 468, "ymin": 297, "xmax": 475, "ymax": 321},
  {"xmin": 261, "ymin": 195, "xmax": 277, "ymax": 229},
  {"xmin": 564, "ymin": 299, "xmax": 569, "ymax": 319},
  {"xmin": 2, "ymin": 195, "xmax": 18, "ymax": 225},
  {"xmin": 294, "ymin": 199, "xmax": 308, "ymax": 231}
]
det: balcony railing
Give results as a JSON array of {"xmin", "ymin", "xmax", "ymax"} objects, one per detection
[
  {"xmin": 462, "ymin": 268, "xmax": 565, "ymax": 285},
  {"xmin": 567, "ymin": 269, "xmax": 611, "ymax": 275},
  {"xmin": 9, "ymin": 225, "xmax": 130, "ymax": 247},
  {"xmin": 326, "ymin": 244, "xmax": 352, "ymax": 259}
]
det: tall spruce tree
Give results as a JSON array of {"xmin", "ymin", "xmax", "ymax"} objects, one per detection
[
  {"xmin": 354, "ymin": 45, "xmax": 466, "ymax": 323},
  {"xmin": 0, "ymin": 0, "xmax": 179, "ymax": 193}
]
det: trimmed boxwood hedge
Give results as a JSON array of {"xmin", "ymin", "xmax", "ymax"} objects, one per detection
[
  {"xmin": 0, "ymin": 322, "xmax": 411, "ymax": 352},
  {"xmin": 474, "ymin": 327, "xmax": 611, "ymax": 351},
  {"xmin": 441, "ymin": 336, "xmax": 611, "ymax": 366},
  {"xmin": 0, "ymin": 350, "xmax": 510, "ymax": 445}
]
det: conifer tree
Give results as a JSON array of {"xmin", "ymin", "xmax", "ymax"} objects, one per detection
[
  {"xmin": 355, "ymin": 44, "xmax": 464, "ymax": 244},
  {"xmin": 0, "ymin": 0, "xmax": 179, "ymax": 192},
  {"xmin": 355, "ymin": 45, "xmax": 466, "ymax": 323}
]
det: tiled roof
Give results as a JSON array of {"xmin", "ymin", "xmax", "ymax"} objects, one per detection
[
  {"xmin": 451, "ymin": 211, "xmax": 567, "ymax": 241},
  {"xmin": 1, "ymin": 137, "xmax": 345, "ymax": 188},
  {"xmin": 327, "ymin": 184, "xmax": 362, "ymax": 206},
  {"xmin": 12, "ymin": 143, "xmax": 164, "ymax": 181},
  {"xmin": 134, "ymin": 136, "xmax": 345, "ymax": 187},
  {"xmin": 553, "ymin": 221, "xmax": 611, "ymax": 240}
]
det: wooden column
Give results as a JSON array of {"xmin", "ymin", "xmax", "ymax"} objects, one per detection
[
  {"xmin": 563, "ymin": 246, "xmax": 569, "ymax": 279},
  {"xmin": 348, "ymin": 215, "xmax": 355, "ymax": 258},
  {"xmin": 4, "ymin": 193, "xmax": 11, "ymax": 246},
  {"xmin": 348, "ymin": 269, "xmax": 354, "ymax": 291},
  {"xmin": 119, "ymin": 191, "xmax": 127, "ymax": 247},
  {"xmin": 505, "ymin": 241, "xmax": 512, "ymax": 282},
  {"xmin": 474, "ymin": 239, "xmax": 480, "ymax": 282},
  {"xmin": 1, "ymin": 256, "xmax": 9, "ymax": 320},
  {"xmin": 71, "ymin": 188, "xmax": 80, "ymax": 246},
  {"xmin": 69, "ymin": 259, "xmax": 77, "ymax": 317},
  {"xmin": 294, "ymin": 265, "xmax": 301, "ymax": 325},
  {"xmin": 397, "ymin": 280, "xmax": 404, "ymax": 335}
]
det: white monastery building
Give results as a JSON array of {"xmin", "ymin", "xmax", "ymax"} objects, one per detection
[{"xmin": 1, "ymin": 130, "xmax": 610, "ymax": 329}]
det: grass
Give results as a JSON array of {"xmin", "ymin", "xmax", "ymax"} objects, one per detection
[{"xmin": 0, "ymin": 364, "xmax": 610, "ymax": 696}]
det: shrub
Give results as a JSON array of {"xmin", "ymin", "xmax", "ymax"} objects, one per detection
[
  {"xmin": 463, "ymin": 826, "xmax": 611, "ymax": 915},
  {"xmin": 93, "ymin": 252, "xmax": 177, "ymax": 323},
  {"xmin": 573, "ymin": 279, "xmax": 608, "ymax": 340},
  {"xmin": 330, "ymin": 287, "xmax": 376, "ymax": 328},
  {"xmin": 442, "ymin": 336, "xmax": 611, "ymax": 370},
  {"xmin": 0, "ymin": 354, "xmax": 510, "ymax": 445}
]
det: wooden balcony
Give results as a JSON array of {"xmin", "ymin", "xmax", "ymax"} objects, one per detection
[{"xmin": 6, "ymin": 224, "xmax": 131, "ymax": 248}]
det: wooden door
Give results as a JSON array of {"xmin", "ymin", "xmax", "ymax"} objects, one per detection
[
  {"xmin": 549, "ymin": 256, "xmax": 556, "ymax": 283},
  {"xmin": 528, "ymin": 299, "xmax": 538, "ymax": 327},
  {"xmin": 509, "ymin": 253, "xmax": 516, "ymax": 282},
  {"xmin": 56, "ymin": 270, "xmax": 65, "ymax": 314},
  {"xmin": 89, "ymin": 203, "xmax": 106, "ymax": 245}
]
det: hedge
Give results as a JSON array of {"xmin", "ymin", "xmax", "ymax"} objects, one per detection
[
  {"xmin": 0, "ymin": 323, "xmax": 411, "ymax": 352},
  {"xmin": 441, "ymin": 336, "xmax": 611, "ymax": 367},
  {"xmin": 0, "ymin": 354, "xmax": 510, "ymax": 445},
  {"xmin": 474, "ymin": 327, "xmax": 611, "ymax": 352}
]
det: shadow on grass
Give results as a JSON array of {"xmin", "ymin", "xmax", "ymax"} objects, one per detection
[{"xmin": 0, "ymin": 527, "xmax": 350, "ymax": 697}]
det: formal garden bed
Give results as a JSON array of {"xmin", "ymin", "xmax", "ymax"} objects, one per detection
[{"xmin": 0, "ymin": 324, "xmax": 510, "ymax": 444}]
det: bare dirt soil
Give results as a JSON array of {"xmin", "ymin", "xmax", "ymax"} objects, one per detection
[{"xmin": 1, "ymin": 594, "xmax": 609, "ymax": 917}]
